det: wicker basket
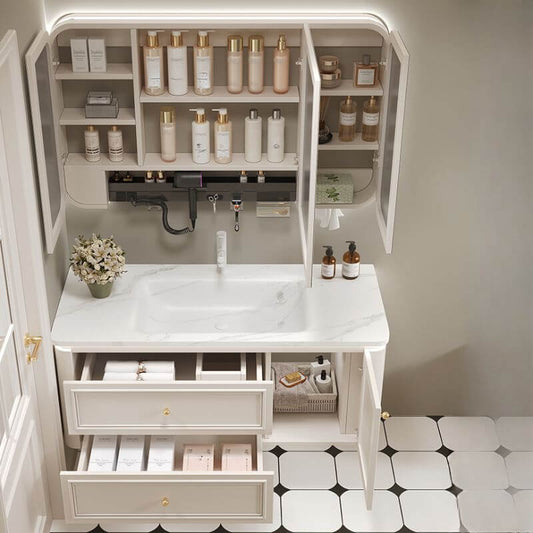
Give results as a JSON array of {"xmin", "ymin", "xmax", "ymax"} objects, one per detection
[{"xmin": 273, "ymin": 367, "xmax": 338, "ymax": 413}]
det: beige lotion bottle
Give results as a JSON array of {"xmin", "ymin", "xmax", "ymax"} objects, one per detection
[
  {"xmin": 227, "ymin": 35, "xmax": 243, "ymax": 94},
  {"xmin": 143, "ymin": 31, "xmax": 164, "ymax": 96},
  {"xmin": 189, "ymin": 108, "xmax": 210, "ymax": 164},
  {"xmin": 160, "ymin": 107, "xmax": 176, "ymax": 162},
  {"xmin": 362, "ymin": 96, "xmax": 380, "ymax": 142},
  {"xmin": 339, "ymin": 96, "xmax": 357, "ymax": 142},
  {"xmin": 84, "ymin": 125, "xmax": 100, "ymax": 162},
  {"xmin": 321, "ymin": 245, "xmax": 336, "ymax": 279},
  {"xmin": 168, "ymin": 30, "xmax": 188, "ymax": 96},
  {"xmin": 248, "ymin": 35, "xmax": 264, "ymax": 94},
  {"xmin": 273, "ymin": 34, "xmax": 290, "ymax": 94},
  {"xmin": 194, "ymin": 31, "xmax": 214, "ymax": 96},
  {"xmin": 107, "ymin": 126, "xmax": 123, "ymax": 162},
  {"xmin": 213, "ymin": 108, "xmax": 232, "ymax": 164}
]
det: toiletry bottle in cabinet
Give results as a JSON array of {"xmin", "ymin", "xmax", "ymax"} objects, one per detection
[
  {"xmin": 311, "ymin": 355, "xmax": 331, "ymax": 377},
  {"xmin": 245, "ymin": 108, "xmax": 262, "ymax": 163},
  {"xmin": 354, "ymin": 54, "xmax": 379, "ymax": 87},
  {"xmin": 315, "ymin": 370, "xmax": 333, "ymax": 393},
  {"xmin": 342, "ymin": 241, "xmax": 360, "ymax": 280},
  {"xmin": 267, "ymin": 108, "xmax": 285, "ymax": 163},
  {"xmin": 321, "ymin": 246, "xmax": 336, "ymax": 279},
  {"xmin": 84, "ymin": 125, "xmax": 100, "ymax": 162},
  {"xmin": 248, "ymin": 35, "xmax": 264, "ymax": 94},
  {"xmin": 143, "ymin": 31, "xmax": 164, "ymax": 96},
  {"xmin": 339, "ymin": 96, "xmax": 356, "ymax": 142},
  {"xmin": 227, "ymin": 35, "xmax": 243, "ymax": 94},
  {"xmin": 160, "ymin": 107, "xmax": 176, "ymax": 162},
  {"xmin": 362, "ymin": 96, "xmax": 380, "ymax": 142},
  {"xmin": 107, "ymin": 126, "xmax": 123, "ymax": 162},
  {"xmin": 273, "ymin": 34, "xmax": 289, "ymax": 94},
  {"xmin": 168, "ymin": 30, "xmax": 188, "ymax": 96},
  {"xmin": 190, "ymin": 108, "xmax": 210, "ymax": 164},
  {"xmin": 213, "ymin": 108, "xmax": 232, "ymax": 164},
  {"xmin": 194, "ymin": 31, "xmax": 214, "ymax": 96}
]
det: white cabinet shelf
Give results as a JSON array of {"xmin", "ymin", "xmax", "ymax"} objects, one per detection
[
  {"xmin": 318, "ymin": 132, "xmax": 378, "ymax": 151},
  {"xmin": 54, "ymin": 63, "xmax": 133, "ymax": 80},
  {"xmin": 140, "ymin": 86, "xmax": 300, "ymax": 104},
  {"xmin": 320, "ymin": 79, "xmax": 383, "ymax": 97},
  {"xmin": 59, "ymin": 107, "xmax": 136, "ymax": 126}
]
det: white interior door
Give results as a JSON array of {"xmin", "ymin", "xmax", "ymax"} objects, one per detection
[
  {"xmin": 357, "ymin": 349, "xmax": 382, "ymax": 510},
  {"xmin": 296, "ymin": 25, "xmax": 320, "ymax": 287},
  {"xmin": 0, "ymin": 30, "xmax": 50, "ymax": 532},
  {"xmin": 376, "ymin": 30, "xmax": 409, "ymax": 253},
  {"xmin": 25, "ymin": 30, "xmax": 66, "ymax": 255}
]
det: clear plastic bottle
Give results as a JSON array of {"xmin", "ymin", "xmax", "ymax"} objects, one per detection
[
  {"xmin": 160, "ymin": 107, "xmax": 176, "ymax": 162},
  {"xmin": 273, "ymin": 34, "xmax": 290, "ymax": 94},
  {"xmin": 227, "ymin": 35, "xmax": 243, "ymax": 94},
  {"xmin": 194, "ymin": 31, "xmax": 214, "ymax": 96},
  {"xmin": 338, "ymin": 96, "xmax": 357, "ymax": 142},
  {"xmin": 143, "ymin": 31, "xmax": 164, "ymax": 96},
  {"xmin": 248, "ymin": 35, "xmax": 264, "ymax": 94},
  {"xmin": 362, "ymin": 96, "xmax": 380, "ymax": 142}
]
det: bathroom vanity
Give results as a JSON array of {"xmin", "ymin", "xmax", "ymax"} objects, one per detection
[{"xmin": 51, "ymin": 264, "xmax": 389, "ymax": 528}]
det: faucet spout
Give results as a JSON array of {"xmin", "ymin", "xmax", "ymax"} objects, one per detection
[{"xmin": 216, "ymin": 230, "xmax": 227, "ymax": 270}]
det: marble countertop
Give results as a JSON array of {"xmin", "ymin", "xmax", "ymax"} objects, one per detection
[{"xmin": 51, "ymin": 264, "xmax": 389, "ymax": 351}]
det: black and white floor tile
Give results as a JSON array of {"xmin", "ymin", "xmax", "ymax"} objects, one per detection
[{"xmin": 87, "ymin": 416, "xmax": 533, "ymax": 533}]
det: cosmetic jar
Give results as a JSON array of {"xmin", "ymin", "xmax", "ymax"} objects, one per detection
[
  {"xmin": 318, "ymin": 55, "xmax": 339, "ymax": 73},
  {"xmin": 320, "ymin": 69, "xmax": 342, "ymax": 88}
]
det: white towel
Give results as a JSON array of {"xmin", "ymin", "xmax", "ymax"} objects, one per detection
[{"xmin": 315, "ymin": 208, "xmax": 344, "ymax": 230}]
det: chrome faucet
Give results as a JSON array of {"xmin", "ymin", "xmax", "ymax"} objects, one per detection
[{"xmin": 216, "ymin": 230, "xmax": 227, "ymax": 270}]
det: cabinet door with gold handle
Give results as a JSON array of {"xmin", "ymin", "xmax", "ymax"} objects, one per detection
[
  {"xmin": 24, "ymin": 334, "xmax": 42, "ymax": 364},
  {"xmin": 162, "ymin": 408, "xmax": 170, "ymax": 416},
  {"xmin": 161, "ymin": 497, "xmax": 169, "ymax": 507}
]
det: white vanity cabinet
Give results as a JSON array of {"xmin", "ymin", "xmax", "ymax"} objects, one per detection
[{"xmin": 25, "ymin": 14, "xmax": 409, "ymax": 276}]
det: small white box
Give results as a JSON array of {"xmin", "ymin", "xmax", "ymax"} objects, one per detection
[
  {"xmin": 147, "ymin": 436, "xmax": 175, "ymax": 472},
  {"xmin": 88, "ymin": 435, "xmax": 118, "ymax": 472},
  {"xmin": 116, "ymin": 436, "xmax": 145, "ymax": 472},
  {"xmin": 88, "ymin": 38, "xmax": 107, "ymax": 73},
  {"xmin": 221, "ymin": 443, "xmax": 252, "ymax": 472},
  {"xmin": 70, "ymin": 38, "xmax": 89, "ymax": 73},
  {"xmin": 182, "ymin": 444, "xmax": 214, "ymax": 472}
]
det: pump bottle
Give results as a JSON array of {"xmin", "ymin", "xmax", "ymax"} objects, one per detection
[
  {"xmin": 212, "ymin": 108, "xmax": 232, "ymax": 164},
  {"xmin": 168, "ymin": 30, "xmax": 188, "ymax": 96},
  {"xmin": 342, "ymin": 241, "xmax": 360, "ymax": 279},
  {"xmin": 321, "ymin": 246, "xmax": 336, "ymax": 279},
  {"xmin": 189, "ymin": 108, "xmax": 210, "ymax": 164},
  {"xmin": 143, "ymin": 31, "xmax": 164, "ymax": 96},
  {"xmin": 194, "ymin": 31, "xmax": 214, "ymax": 95}
]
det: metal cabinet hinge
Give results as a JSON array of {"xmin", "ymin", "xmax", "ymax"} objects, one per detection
[
  {"xmin": 24, "ymin": 334, "xmax": 42, "ymax": 364},
  {"xmin": 295, "ymin": 57, "xmax": 303, "ymax": 66}
]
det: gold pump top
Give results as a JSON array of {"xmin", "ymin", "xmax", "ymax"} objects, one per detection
[
  {"xmin": 146, "ymin": 31, "xmax": 160, "ymax": 48},
  {"xmin": 189, "ymin": 108, "xmax": 206, "ymax": 123},
  {"xmin": 213, "ymin": 108, "xmax": 229, "ymax": 124},
  {"xmin": 227, "ymin": 35, "xmax": 243, "ymax": 52},
  {"xmin": 170, "ymin": 31, "xmax": 185, "ymax": 47},
  {"xmin": 248, "ymin": 35, "xmax": 264, "ymax": 53},
  {"xmin": 197, "ymin": 31, "xmax": 211, "ymax": 48},
  {"xmin": 87, "ymin": 125, "xmax": 96, "ymax": 132},
  {"xmin": 277, "ymin": 34, "xmax": 287, "ymax": 51},
  {"xmin": 111, "ymin": 125, "xmax": 118, "ymax": 132},
  {"xmin": 160, "ymin": 107, "xmax": 175, "ymax": 124}
]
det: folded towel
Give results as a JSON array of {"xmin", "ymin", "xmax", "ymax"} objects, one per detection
[
  {"xmin": 315, "ymin": 208, "xmax": 344, "ymax": 230},
  {"xmin": 272, "ymin": 362, "xmax": 318, "ymax": 411}
]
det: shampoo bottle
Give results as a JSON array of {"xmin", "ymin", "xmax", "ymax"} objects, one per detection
[
  {"xmin": 189, "ymin": 108, "xmax": 210, "ymax": 164},
  {"xmin": 273, "ymin": 34, "xmax": 290, "ymax": 94},
  {"xmin": 168, "ymin": 30, "xmax": 188, "ymax": 96},
  {"xmin": 143, "ymin": 31, "xmax": 164, "ymax": 96},
  {"xmin": 107, "ymin": 126, "xmax": 123, "ymax": 162},
  {"xmin": 227, "ymin": 35, "xmax": 243, "ymax": 94},
  {"xmin": 194, "ymin": 31, "xmax": 214, "ymax": 95},
  {"xmin": 321, "ymin": 245, "xmax": 336, "ymax": 279},
  {"xmin": 342, "ymin": 241, "xmax": 360, "ymax": 280},
  {"xmin": 362, "ymin": 96, "xmax": 380, "ymax": 142},
  {"xmin": 339, "ymin": 96, "xmax": 357, "ymax": 142},
  {"xmin": 160, "ymin": 107, "xmax": 176, "ymax": 162},
  {"xmin": 84, "ymin": 125, "xmax": 100, "ymax": 162},
  {"xmin": 213, "ymin": 108, "xmax": 232, "ymax": 164},
  {"xmin": 244, "ymin": 108, "xmax": 262, "ymax": 163},
  {"xmin": 248, "ymin": 35, "xmax": 264, "ymax": 94},
  {"xmin": 267, "ymin": 108, "xmax": 285, "ymax": 163}
]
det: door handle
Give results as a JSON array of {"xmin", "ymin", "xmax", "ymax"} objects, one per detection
[{"xmin": 24, "ymin": 334, "xmax": 42, "ymax": 364}]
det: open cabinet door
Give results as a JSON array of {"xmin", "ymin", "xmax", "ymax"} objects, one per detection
[
  {"xmin": 297, "ymin": 25, "xmax": 320, "ymax": 287},
  {"xmin": 357, "ymin": 349, "xmax": 382, "ymax": 510},
  {"xmin": 25, "ymin": 30, "xmax": 66, "ymax": 255},
  {"xmin": 376, "ymin": 30, "xmax": 409, "ymax": 253}
]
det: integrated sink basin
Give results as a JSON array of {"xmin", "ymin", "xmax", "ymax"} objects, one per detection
[{"xmin": 133, "ymin": 266, "xmax": 308, "ymax": 334}]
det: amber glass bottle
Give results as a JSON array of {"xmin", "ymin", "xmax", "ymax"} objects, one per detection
[
  {"xmin": 342, "ymin": 241, "xmax": 360, "ymax": 280},
  {"xmin": 338, "ymin": 96, "xmax": 357, "ymax": 142},
  {"xmin": 321, "ymin": 246, "xmax": 336, "ymax": 280},
  {"xmin": 362, "ymin": 96, "xmax": 380, "ymax": 142}
]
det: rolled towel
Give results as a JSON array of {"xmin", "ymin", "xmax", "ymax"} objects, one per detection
[
  {"xmin": 102, "ymin": 372, "xmax": 139, "ymax": 381},
  {"xmin": 138, "ymin": 372, "xmax": 175, "ymax": 381},
  {"xmin": 140, "ymin": 361, "xmax": 175, "ymax": 376},
  {"xmin": 104, "ymin": 361, "xmax": 139, "ymax": 373}
]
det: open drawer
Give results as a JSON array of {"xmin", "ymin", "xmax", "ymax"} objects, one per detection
[
  {"xmin": 62, "ymin": 353, "xmax": 273, "ymax": 435},
  {"xmin": 60, "ymin": 434, "xmax": 273, "ymax": 523}
]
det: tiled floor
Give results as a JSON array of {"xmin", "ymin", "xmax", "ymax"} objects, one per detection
[{"xmin": 88, "ymin": 416, "xmax": 533, "ymax": 533}]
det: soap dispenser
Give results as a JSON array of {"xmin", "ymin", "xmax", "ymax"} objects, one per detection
[
  {"xmin": 342, "ymin": 241, "xmax": 360, "ymax": 280},
  {"xmin": 212, "ymin": 108, "xmax": 232, "ymax": 164},
  {"xmin": 321, "ymin": 245, "xmax": 336, "ymax": 279},
  {"xmin": 315, "ymin": 369, "xmax": 333, "ymax": 394},
  {"xmin": 189, "ymin": 108, "xmax": 210, "ymax": 164},
  {"xmin": 311, "ymin": 355, "xmax": 331, "ymax": 377}
]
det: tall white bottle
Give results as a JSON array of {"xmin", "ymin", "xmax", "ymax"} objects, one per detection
[
  {"xmin": 267, "ymin": 108, "xmax": 285, "ymax": 163},
  {"xmin": 190, "ymin": 108, "xmax": 210, "ymax": 164},
  {"xmin": 107, "ymin": 126, "xmax": 123, "ymax": 162},
  {"xmin": 168, "ymin": 30, "xmax": 188, "ymax": 96},
  {"xmin": 212, "ymin": 108, "xmax": 232, "ymax": 164},
  {"xmin": 84, "ymin": 125, "xmax": 100, "ymax": 162},
  {"xmin": 194, "ymin": 31, "xmax": 214, "ymax": 96},
  {"xmin": 244, "ymin": 108, "xmax": 262, "ymax": 163}
]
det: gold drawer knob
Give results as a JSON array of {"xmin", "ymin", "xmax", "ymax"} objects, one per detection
[
  {"xmin": 162, "ymin": 408, "xmax": 170, "ymax": 416},
  {"xmin": 161, "ymin": 497, "xmax": 169, "ymax": 507},
  {"xmin": 381, "ymin": 411, "xmax": 390, "ymax": 420}
]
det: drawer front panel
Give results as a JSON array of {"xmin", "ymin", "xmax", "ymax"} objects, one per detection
[
  {"xmin": 60, "ymin": 474, "xmax": 272, "ymax": 522},
  {"xmin": 64, "ymin": 383, "xmax": 273, "ymax": 434}
]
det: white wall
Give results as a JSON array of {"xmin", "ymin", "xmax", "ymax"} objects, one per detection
[{"xmin": 45, "ymin": 0, "xmax": 532, "ymax": 415}]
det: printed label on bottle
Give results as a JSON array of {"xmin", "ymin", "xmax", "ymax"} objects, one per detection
[
  {"xmin": 342, "ymin": 261, "xmax": 360, "ymax": 278},
  {"xmin": 321, "ymin": 263, "xmax": 335, "ymax": 278},
  {"xmin": 145, "ymin": 56, "xmax": 161, "ymax": 89},
  {"xmin": 193, "ymin": 131, "xmax": 209, "ymax": 160},
  {"xmin": 195, "ymin": 56, "xmax": 212, "ymax": 89},
  {"xmin": 339, "ymin": 111, "xmax": 357, "ymax": 126},
  {"xmin": 363, "ymin": 111, "xmax": 379, "ymax": 126},
  {"xmin": 169, "ymin": 55, "xmax": 186, "ymax": 83},
  {"xmin": 216, "ymin": 131, "xmax": 231, "ymax": 159},
  {"xmin": 357, "ymin": 68, "xmax": 376, "ymax": 85}
]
